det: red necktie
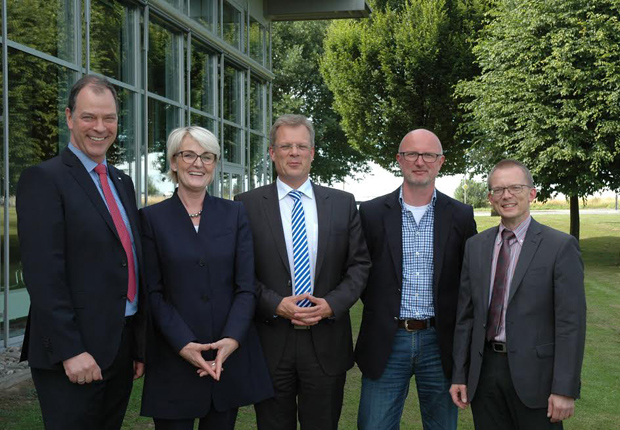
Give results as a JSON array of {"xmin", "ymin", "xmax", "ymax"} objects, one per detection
[
  {"xmin": 486, "ymin": 229, "xmax": 515, "ymax": 341},
  {"xmin": 94, "ymin": 164, "xmax": 136, "ymax": 302}
]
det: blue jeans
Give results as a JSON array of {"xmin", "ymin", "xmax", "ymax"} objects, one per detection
[{"xmin": 358, "ymin": 327, "xmax": 457, "ymax": 430}]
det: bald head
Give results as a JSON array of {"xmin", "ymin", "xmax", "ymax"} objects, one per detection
[{"xmin": 398, "ymin": 129, "xmax": 443, "ymax": 154}]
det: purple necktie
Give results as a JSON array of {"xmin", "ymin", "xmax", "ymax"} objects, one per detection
[
  {"xmin": 486, "ymin": 229, "xmax": 515, "ymax": 341},
  {"xmin": 94, "ymin": 164, "xmax": 136, "ymax": 302}
]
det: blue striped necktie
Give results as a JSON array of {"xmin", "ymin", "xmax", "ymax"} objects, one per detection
[{"xmin": 289, "ymin": 190, "xmax": 311, "ymax": 307}]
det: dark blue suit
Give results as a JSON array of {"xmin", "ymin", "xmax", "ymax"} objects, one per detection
[
  {"xmin": 140, "ymin": 191, "xmax": 273, "ymax": 421},
  {"xmin": 16, "ymin": 148, "xmax": 146, "ymax": 429}
]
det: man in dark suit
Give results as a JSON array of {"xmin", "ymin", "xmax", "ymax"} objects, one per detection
[
  {"xmin": 355, "ymin": 129, "xmax": 477, "ymax": 429},
  {"xmin": 450, "ymin": 159, "xmax": 586, "ymax": 429},
  {"xmin": 235, "ymin": 114, "xmax": 370, "ymax": 430},
  {"xmin": 16, "ymin": 75, "xmax": 145, "ymax": 430}
]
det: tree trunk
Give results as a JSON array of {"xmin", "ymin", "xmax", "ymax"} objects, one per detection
[{"xmin": 569, "ymin": 195, "xmax": 580, "ymax": 240}]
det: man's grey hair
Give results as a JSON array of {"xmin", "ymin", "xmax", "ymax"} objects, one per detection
[{"xmin": 269, "ymin": 114, "xmax": 315, "ymax": 147}]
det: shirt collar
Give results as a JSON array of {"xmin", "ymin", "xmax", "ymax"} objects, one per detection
[
  {"xmin": 398, "ymin": 186, "xmax": 437, "ymax": 209},
  {"xmin": 276, "ymin": 177, "xmax": 314, "ymax": 201},
  {"xmin": 68, "ymin": 143, "xmax": 107, "ymax": 173},
  {"xmin": 498, "ymin": 215, "xmax": 532, "ymax": 244}
]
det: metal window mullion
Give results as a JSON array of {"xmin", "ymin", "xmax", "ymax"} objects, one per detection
[
  {"xmin": 142, "ymin": 5, "xmax": 150, "ymax": 206},
  {"xmin": 2, "ymin": 0, "xmax": 9, "ymax": 348}
]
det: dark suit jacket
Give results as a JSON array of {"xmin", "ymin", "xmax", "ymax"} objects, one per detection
[
  {"xmin": 140, "ymin": 192, "xmax": 273, "ymax": 419},
  {"xmin": 16, "ymin": 148, "xmax": 146, "ymax": 370},
  {"xmin": 355, "ymin": 188, "xmax": 477, "ymax": 380},
  {"xmin": 235, "ymin": 183, "xmax": 370, "ymax": 376},
  {"xmin": 452, "ymin": 218, "xmax": 586, "ymax": 408}
]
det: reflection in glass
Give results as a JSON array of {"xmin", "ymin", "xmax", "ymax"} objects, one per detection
[
  {"xmin": 190, "ymin": 113, "xmax": 216, "ymax": 136},
  {"xmin": 249, "ymin": 17, "xmax": 265, "ymax": 65},
  {"xmin": 221, "ymin": 171, "xmax": 230, "ymax": 199},
  {"xmin": 164, "ymin": 0, "xmax": 187, "ymax": 13},
  {"xmin": 231, "ymin": 173, "xmax": 241, "ymax": 199},
  {"xmin": 90, "ymin": 0, "xmax": 137, "ymax": 85},
  {"xmin": 4, "ymin": 50, "xmax": 73, "ymax": 338},
  {"xmin": 190, "ymin": 43, "xmax": 215, "ymax": 115},
  {"xmin": 224, "ymin": 65, "xmax": 242, "ymax": 124},
  {"xmin": 249, "ymin": 133, "xmax": 267, "ymax": 189},
  {"xmin": 250, "ymin": 79, "xmax": 265, "ymax": 131},
  {"xmin": 222, "ymin": 2, "xmax": 241, "ymax": 50},
  {"xmin": 148, "ymin": 21, "xmax": 182, "ymax": 101},
  {"xmin": 108, "ymin": 89, "xmax": 137, "ymax": 183},
  {"xmin": 223, "ymin": 124, "xmax": 242, "ymax": 164},
  {"xmin": 6, "ymin": 0, "xmax": 76, "ymax": 62},
  {"xmin": 190, "ymin": 0, "xmax": 215, "ymax": 32},
  {"xmin": 148, "ymin": 98, "xmax": 181, "ymax": 199}
]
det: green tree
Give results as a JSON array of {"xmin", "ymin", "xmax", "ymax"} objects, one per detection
[
  {"xmin": 457, "ymin": 0, "xmax": 620, "ymax": 239},
  {"xmin": 320, "ymin": 0, "xmax": 492, "ymax": 174},
  {"xmin": 454, "ymin": 178, "xmax": 489, "ymax": 208},
  {"xmin": 272, "ymin": 20, "xmax": 369, "ymax": 184}
]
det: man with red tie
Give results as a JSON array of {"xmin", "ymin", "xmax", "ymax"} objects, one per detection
[{"xmin": 17, "ymin": 75, "xmax": 146, "ymax": 430}]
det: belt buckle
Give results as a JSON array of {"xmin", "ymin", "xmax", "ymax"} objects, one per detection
[
  {"xmin": 492, "ymin": 342, "xmax": 507, "ymax": 353},
  {"xmin": 404, "ymin": 319, "xmax": 418, "ymax": 332}
]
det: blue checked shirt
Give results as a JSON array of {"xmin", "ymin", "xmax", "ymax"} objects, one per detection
[{"xmin": 399, "ymin": 187, "xmax": 436, "ymax": 320}]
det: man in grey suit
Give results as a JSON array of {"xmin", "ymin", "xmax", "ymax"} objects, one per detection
[
  {"xmin": 235, "ymin": 114, "xmax": 370, "ymax": 430},
  {"xmin": 450, "ymin": 159, "xmax": 586, "ymax": 429}
]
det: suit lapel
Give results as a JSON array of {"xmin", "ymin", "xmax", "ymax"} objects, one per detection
[
  {"xmin": 432, "ymin": 192, "xmax": 451, "ymax": 294},
  {"xmin": 481, "ymin": 227, "xmax": 499, "ymax": 315},
  {"xmin": 313, "ymin": 184, "xmax": 331, "ymax": 279},
  {"xmin": 384, "ymin": 189, "xmax": 403, "ymax": 286},
  {"xmin": 62, "ymin": 149, "xmax": 119, "ymax": 239},
  {"xmin": 508, "ymin": 218, "xmax": 542, "ymax": 304},
  {"xmin": 262, "ymin": 183, "xmax": 291, "ymax": 275}
]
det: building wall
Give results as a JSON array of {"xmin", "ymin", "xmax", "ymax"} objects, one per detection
[{"xmin": 0, "ymin": 0, "xmax": 273, "ymax": 346}]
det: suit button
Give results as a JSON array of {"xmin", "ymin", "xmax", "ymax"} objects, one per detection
[
  {"xmin": 198, "ymin": 259, "xmax": 205, "ymax": 267},
  {"xmin": 201, "ymin": 294, "xmax": 210, "ymax": 302},
  {"xmin": 393, "ymin": 316, "xmax": 398, "ymax": 321}
]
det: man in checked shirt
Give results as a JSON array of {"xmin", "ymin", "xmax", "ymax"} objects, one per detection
[{"xmin": 355, "ymin": 129, "xmax": 477, "ymax": 430}]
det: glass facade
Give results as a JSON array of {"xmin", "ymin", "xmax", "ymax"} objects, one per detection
[{"xmin": 0, "ymin": 0, "xmax": 272, "ymax": 347}]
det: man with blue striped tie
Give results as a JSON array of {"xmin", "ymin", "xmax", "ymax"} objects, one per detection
[{"xmin": 235, "ymin": 114, "xmax": 371, "ymax": 430}]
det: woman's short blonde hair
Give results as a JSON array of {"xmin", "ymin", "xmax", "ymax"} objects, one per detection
[{"xmin": 166, "ymin": 126, "xmax": 220, "ymax": 184}]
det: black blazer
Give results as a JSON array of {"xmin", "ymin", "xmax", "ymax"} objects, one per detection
[
  {"xmin": 16, "ymin": 148, "xmax": 146, "ymax": 370},
  {"xmin": 452, "ymin": 219, "xmax": 586, "ymax": 408},
  {"xmin": 140, "ymin": 192, "xmax": 273, "ymax": 419},
  {"xmin": 355, "ymin": 188, "xmax": 477, "ymax": 379},
  {"xmin": 235, "ymin": 183, "xmax": 371, "ymax": 376}
]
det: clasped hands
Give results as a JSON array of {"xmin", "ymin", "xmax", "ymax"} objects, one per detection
[
  {"xmin": 276, "ymin": 293, "xmax": 333, "ymax": 326},
  {"xmin": 179, "ymin": 337, "xmax": 239, "ymax": 381}
]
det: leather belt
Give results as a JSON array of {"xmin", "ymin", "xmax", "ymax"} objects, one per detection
[
  {"xmin": 486, "ymin": 341, "xmax": 507, "ymax": 353},
  {"xmin": 397, "ymin": 318, "xmax": 435, "ymax": 332}
]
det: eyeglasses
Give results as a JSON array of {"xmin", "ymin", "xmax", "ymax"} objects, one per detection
[
  {"xmin": 398, "ymin": 151, "xmax": 443, "ymax": 163},
  {"xmin": 174, "ymin": 151, "xmax": 216, "ymax": 165},
  {"xmin": 273, "ymin": 143, "xmax": 312, "ymax": 153},
  {"xmin": 489, "ymin": 184, "xmax": 532, "ymax": 197}
]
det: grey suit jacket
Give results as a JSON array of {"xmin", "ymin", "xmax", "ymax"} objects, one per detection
[
  {"xmin": 452, "ymin": 218, "xmax": 586, "ymax": 408},
  {"xmin": 236, "ymin": 182, "xmax": 370, "ymax": 376}
]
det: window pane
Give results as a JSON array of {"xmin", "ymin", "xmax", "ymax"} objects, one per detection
[
  {"xmin": 249, "ymin": 133, "xmax": 267, "ymax": 189},
  {"xmin": 222, "ymin": 2, "xmax": 241, "ymax": 50},
  {"xmin": 4, "ymin": 50, "xmax": 73, "ymax": 339},
  {"xmin": 249, "ymin": 17, "xmax": 264, "ymax": 65},
  {"xmin": 90, "ymin": 0, "xmax": 137, "ymax": 85},
  {"xmin": 190, "ymin": 0, "xmax": 215, "ymax": 33},
  {"xmin": 148, "ymin": 21, "xmax": 182, "ymax": 101},
  {"xmin": 190, "ymin": 113, "xmax": 216, "ymax": 135},
  {"xmin": 163, "ymin": 0, "xmax": 187, "ymax": 14},
  {"xmin": 223, "ymin": 124, "xmax": 242, "ymax": 164},
  {"xmin": 7, "ymin": 0, "xmax": 76, "ymax": 62},
  {"xmin": 147, "ymin": 98, "xmax": 181, "ymax": 200},
  {"xmin": 224, "ymin": 65, "xmax": 242, "ymax": 124},
  {"xmin": 190, "ymin": 43, "xmax": 216, "ymax": 115},
  {"xmin": 108, "ymin": 88, "xmax": 137, "ymax": 184},
  {"xmin": 250, "ymin": 79, "xmax": 265, "ymax": 132}
]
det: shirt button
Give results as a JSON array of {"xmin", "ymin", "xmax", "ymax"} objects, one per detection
[
  {"xmin": 416, "ymin": 272, "xmax": 419, "ymax": 276},
  {"xmin": 415, "ymin": 252, "xmax": 420, "ymax": 256}
]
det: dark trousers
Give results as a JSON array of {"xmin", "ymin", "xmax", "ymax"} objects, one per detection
[
  {"xmin": 254, "ymin": 325, "xmax": 346, "ymax": 430},
  {"xmin": 471, "ymin": 346, "xmax": 563, "ymax": 430},
  {"xmin": 31, "ymin": 322, "xmax": 135, "ymax": 430},
  {"xmin": 153, "ymin": 407, "xmax": 238, "ymax": 430}
]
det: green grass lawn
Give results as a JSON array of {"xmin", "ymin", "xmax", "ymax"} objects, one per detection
[{"xmin": 1, "ymin": 213, "xmax": 618, "ymax": 429}]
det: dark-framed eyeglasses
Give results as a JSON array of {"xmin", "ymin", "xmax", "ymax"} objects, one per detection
[
  {"xmin": 398, "ymin": 151, "xmax": 443, "ymax": 163},
  {"xmin": 489, "ymin": 184, "xmax": 532, "ymax": 198},
  {"xmin": 174, "ymin": 151, "xmax": 216, "ymax": 165}
]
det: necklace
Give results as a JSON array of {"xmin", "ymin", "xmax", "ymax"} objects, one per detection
[{"xmin": 188, "ymin": 210, "xmax": 202, "ymax": 218}]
